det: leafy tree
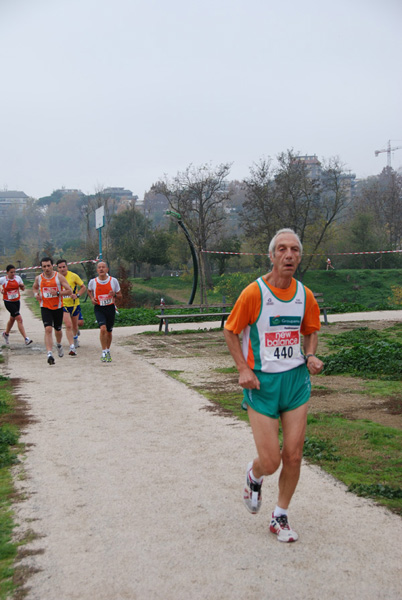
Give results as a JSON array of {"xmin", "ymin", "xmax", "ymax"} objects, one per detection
[
  {"xmin": 139, "ymin": 229, "xmax": 170, "ymax": 276},
  {"xmin": 108, "ymin": 207, "xmax": 151, "ymax": 275},
  {"xmin": 209, "ymin": 234, "xmax": 241, "ymax": 275},
  {"xmin": 116, "ymin": 264, "xmax": 133, "ymax": 308},
  {"xmin": 42, "ymin": 240, "xmax": 56, "ymax": 259}
]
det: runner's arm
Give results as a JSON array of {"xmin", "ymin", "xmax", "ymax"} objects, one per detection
[
  {"xmin": 107, "ymin": 279, "xmax": 122, "ymax": 302},
  {"xmin": 113, "ymin": 289, "xmax": 122, "ymax": 301},
  {"xmin": 303, "ymin": 332, "xmax": 324, "ymax": 375},
  {"xmin": 223, "ymin": 328, "xmax": 260, "ymax": 390},
  {"xmin": 58, "ymin": 275, "xmax": 73, "ymax": 296},
  {"xmin": 72, "ymin": 283, "xmax": 87, "ymax": 301},
  {"xmin": 32, "ymin": 276, "xmax": 40, "ymax": 301},
  {"xmin": 87, "ymin": 286, "xmax": 97, "ymax": 305}
]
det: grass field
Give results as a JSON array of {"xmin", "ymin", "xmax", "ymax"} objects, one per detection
[
  {"xmin": 0, "ymin": 376, "xmax": 20, "ymax": 600},
  {"xmin": 131, "ymin": 268, "xmax": 402, "ymax": 310},
  {"xmin": 23, "ymin": 268, "xmax": 402, "ymax": 329},
  {"xmin": 132, "ymin": 322, "xmax": 402, "ymax": 516}
]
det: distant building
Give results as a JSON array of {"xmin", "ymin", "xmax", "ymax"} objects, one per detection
[
  {"xmin": 102, "ymin": 187, "xmax": 136, "ymax": 200},
  {"xmin": 102, "ymin": 187, "xmax": 137, "ymax": 212},
  {"xmin": 295, "ymin": 155, "xmax": 322, "ymax": 179},
  {"xmin": 296, "ymin": 155, "xmax": 357, "ymax": 202},
  {"xmin": 0, "ymin": 190, "xmax": 30, "ymax": 216}
]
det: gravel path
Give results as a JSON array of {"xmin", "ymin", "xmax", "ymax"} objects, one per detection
[{"xmin": 3, "ymin": 297, "xmax": 402, "ymax": 600}]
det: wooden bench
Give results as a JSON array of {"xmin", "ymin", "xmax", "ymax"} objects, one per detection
[
  {"xmin": 155, "ymin": 302, "xmax": 232, "ymax": 334},
  {"xmin": 313, "ymin": 292, "xmax": 332, "ymax": 325}
]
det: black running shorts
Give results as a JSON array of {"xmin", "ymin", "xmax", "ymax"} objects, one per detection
[
  {"xmin": 41, "ymin": 307, "xmax": 64, "ymax": 330},
  {"xmin": 4, "ymin": 300, "xmax": 20, "ymax": 318},
  {"xmin": 94, "ymin": 304, "xmax": 116, "ymax": 332}
]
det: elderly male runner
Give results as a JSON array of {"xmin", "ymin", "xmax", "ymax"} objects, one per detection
[
  {"xmin": 224, "ymin": 228, "xmax": 323, "ymax": 542},
  {"xmin": 56, "ymin": 259, "xmax": 87, "ymax": 354},
  {"xmin": 0, "ymin": 264, "xmax": 32, "ymax": 346},
  {"xmin": 87, "ymin": 261, "xmax": 121, "ymax": 362},
  {"xmin": 33, "ymin": 257, "xmax": 73, "ymax": 365}
]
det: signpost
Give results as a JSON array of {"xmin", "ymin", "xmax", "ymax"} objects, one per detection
[{"xmin": 95, "ymin": 206, "xmax": 105, "ymax": 260}]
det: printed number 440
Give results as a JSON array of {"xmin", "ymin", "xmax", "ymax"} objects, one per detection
[{"xmin": 274, "ymin": 347, "xmax": 294, "ymax": 359}]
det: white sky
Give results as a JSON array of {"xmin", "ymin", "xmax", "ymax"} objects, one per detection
[{"xmin": 1, "ymin": 0, "xmax": 401, "ymax": 199}]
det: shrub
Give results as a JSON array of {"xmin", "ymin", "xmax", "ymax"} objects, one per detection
[
  {"xmin": 389, "ymin": 285, "xmax": 402, "ymax": 306},
  {"xmin": 323, "ymin": 339, "xmax": 402, "ymax": 380}
]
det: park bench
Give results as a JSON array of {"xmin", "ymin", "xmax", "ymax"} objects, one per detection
[
  {"xmin": 155, "ymin": 301, "xmax": 232, "ymax": 334},
  {"xmin": 313, "ymin": 292, "xmax": 332, "ymax": 325},
  {"xmin": 156, "ymin": 294, "xmax": 329, "ymax": 334}
]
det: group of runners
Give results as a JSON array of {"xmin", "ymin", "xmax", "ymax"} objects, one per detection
[
  {"xmin": 1, "ymin": 259, "xmax": 121, "ymax": 364},
  {"xmin": 1, "ymin": 229, "xmax": 324, "ymax": 543}
]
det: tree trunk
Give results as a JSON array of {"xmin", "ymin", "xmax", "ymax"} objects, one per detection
[{"xmin": 199, "ymin": 251, "xmax": 208, "ymax": 304}]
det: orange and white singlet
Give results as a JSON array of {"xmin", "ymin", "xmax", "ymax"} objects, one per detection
[
  {"xmin": 39, "ymin": 273, "xmax": 63, "ymax": 310},
  {"xmin": 225, "ymin": 277, "xmax": 321, "ymax": 374},
  {"xmin": 92, "ymin": 276, "xmax": 115, "ymax": 306},
  {"xmin": 0, "ymin": 275, "xmax": 23, "ymax": 302}
]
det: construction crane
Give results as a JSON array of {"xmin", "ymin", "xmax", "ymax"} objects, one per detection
[{"xmin": 374, "ymin": 139, "xmax": 402, "ymax": 167}]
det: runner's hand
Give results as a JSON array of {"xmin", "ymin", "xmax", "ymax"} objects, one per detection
[
  {"xmin": 238, "ymin": 367, "xmax": 260, "ymax": 390},
  {"xmin": 307, "ymin": 356, "xmax": 324, "ymax": 375}
]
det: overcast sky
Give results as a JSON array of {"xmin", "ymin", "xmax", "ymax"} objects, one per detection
[{"xmin": 1, "ymin": 0, "xmax": 401, "ymax": 200}]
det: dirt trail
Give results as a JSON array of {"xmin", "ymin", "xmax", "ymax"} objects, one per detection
[{"xmin": 3, "ymin": 296, "xmax": 402, "ymax": 600}]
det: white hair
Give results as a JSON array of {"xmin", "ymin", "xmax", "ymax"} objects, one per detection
[{"xmin": 268, "ymin": 228, "xmax": 303, "ymax": 257}]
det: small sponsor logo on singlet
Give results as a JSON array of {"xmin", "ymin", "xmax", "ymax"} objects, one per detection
[
  {"xmin": 295, "ymin": 298, "xmax": 303, "ymax": 304},
  {"xmin": 266, "ymin": 297, "xmax": 274, "ymax": 305}
]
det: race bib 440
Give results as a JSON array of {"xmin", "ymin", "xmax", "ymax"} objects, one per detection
[{"xmin": 264, "ymin": 328, "xmax": 301, "ymax": 361}]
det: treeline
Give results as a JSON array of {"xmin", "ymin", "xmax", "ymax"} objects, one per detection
[{"xmin": 1, "ymin": 150, "xmax": 401, "ymax": 293}]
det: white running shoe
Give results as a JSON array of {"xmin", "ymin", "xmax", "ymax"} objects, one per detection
[
  {"xmin": 25, "ymin": 338, "xmax": 33, "ymax": 346},
  {"xmin": 2, "ymin": 332, "xmax": 9, "ymax": 345},
  {"xmin": 270, "ymin": 513, "xmax": 299, "ymax": 542},
  {"xmin": 57, "ymin": 344, "xmax": 64, "ymax": 358},
  {"xmin": 73, "ymin": 335, "xmax": 80, "ymax": 348},
  {"xmin": 243, "ymin": 462, "xmax": 263, "ymax": 514},
  {"xmin": 47, "ymin": 354, "xmax": 55, "ymax": 365}
]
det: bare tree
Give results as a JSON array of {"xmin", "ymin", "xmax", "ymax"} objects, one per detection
[
  {"xmin": 241, "ymin": 151, "xmax": 351, "ymax": 277},
  {"xmin": 371, "ymin": 167, "xmax": 402, "ymax": 248},
  {"xmin": 241, "ymin": 158, "xmax": 278, "ymax": 250},
  {"xmin": 299, "ymin": 156, "xmax": 352, "ymax": 275},
  {"xmin": 155, "ymin": 162, "xmax": 232, "ymax": 303}
]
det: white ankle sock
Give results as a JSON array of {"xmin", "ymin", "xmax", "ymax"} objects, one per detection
[
  {"xmin": 274, "ymin": 505, "xmax": 288, "ymax": 517},
  {"xmin": 250, "ymin": 469, "xmax": 263, "ymax": 484}
]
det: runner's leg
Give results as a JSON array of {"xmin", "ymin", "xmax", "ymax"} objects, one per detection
[
  {"xmin": 44, "ymin": 326, "xmax": 54, "ymax": 352},
  {"xmin": 277, "ymin": 402, "xmax": 309, "ymax": 509},
  {"xmin": 63, "ymin": 311, "xmax": 75, "ymax": 347},
  {"xmin": 71, "ymin": 313, "xmax": 79, "ymax": 338},
  {"xmin": 99, "ymin": 325, "xmax": 108, "ymax": 350},
  {"xmin": 15, "ymin": 315, "xmax": 28, "ymax": 340},
  {"xmin": 247, "ymin": 405, "xmax": 281, "ymax": 478},
  {"xmin": 5, "ymin": 315, "xmax": 15, "ymax": 335}
]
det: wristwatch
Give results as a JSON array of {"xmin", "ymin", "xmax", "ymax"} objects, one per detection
[{"xmin": 305, "ymin": 354, "xmax": 315, "ymax": 363}]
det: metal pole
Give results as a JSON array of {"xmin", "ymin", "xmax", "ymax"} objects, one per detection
[
  {"xmin": 166, "ymin": 211, "xmax": 198, "ymax": 304},
  {"xmin": 177, "ymin": 219, "xmax": 198, "ymax": 305},
  {"xmin": 98, "ymin": 228, "xmax": 103, "ymax": 260}
]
